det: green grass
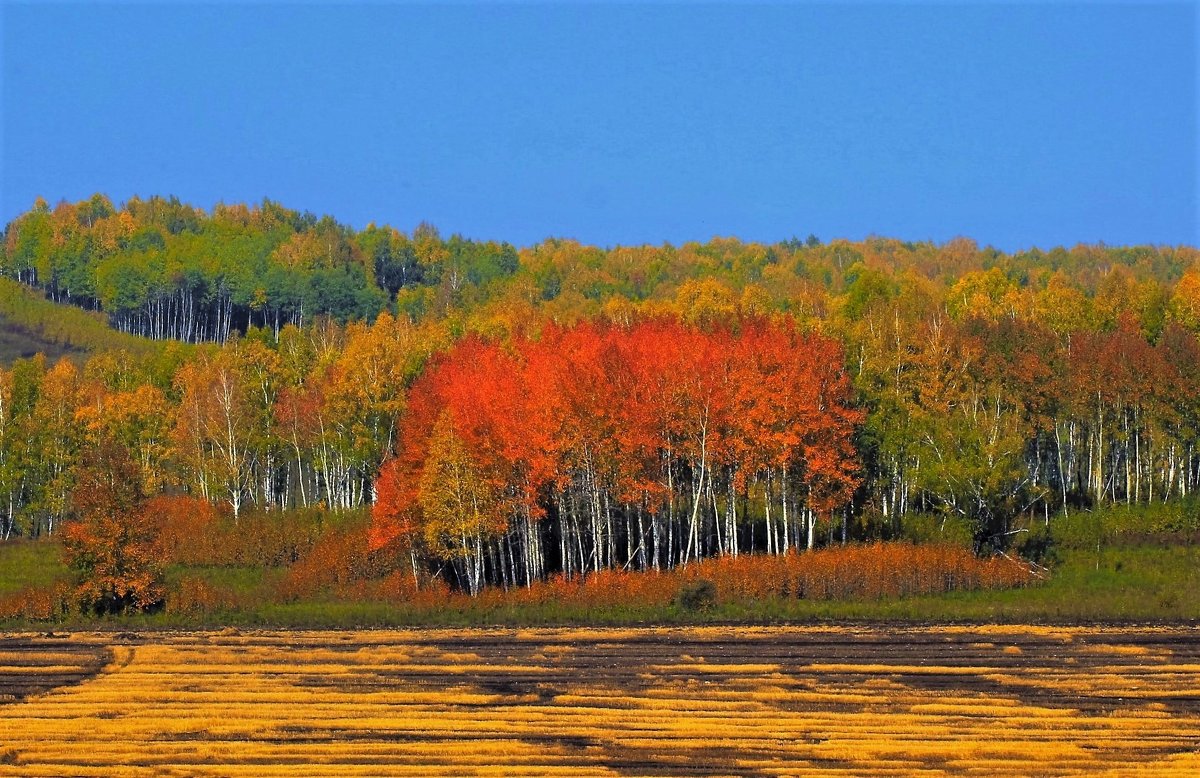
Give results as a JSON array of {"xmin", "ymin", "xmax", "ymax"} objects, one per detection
[
  {"xmin": 0, "ymin": 320, "xmax": 87, "ymax": 365},
  {"xmin": 2, "ymin": 541, "xmax": 1198, "ymax": 630},
  {"xmin": 165, "ymin": 564, "xmax": 273, "ymax": 593},
  {"xmin": 246, "ymin": 543, "xmax": 1200, "ymax": 627},
  {"xmin": 0, "ymin": 539, "xmax": 69, "ymax": 596},
  {"xmin": 0, "ymin": 278, "xmax": 163, "ymax": 364}
]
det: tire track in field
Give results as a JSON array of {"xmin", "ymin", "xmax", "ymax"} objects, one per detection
[{"xmin": 0, "ymin": 626, "xmax": 1198, "ymax": 776}]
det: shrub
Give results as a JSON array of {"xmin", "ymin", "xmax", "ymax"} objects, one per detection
[
  {"xmin": 676, "ymin": 578, "xmax": 717, "ymax": 611},
  {"xmin": 1050, "ymin": 501, "xmax": 1200, "ymax": 550},
  {"xmin": 1015, "ymin": 522, "xmax": 1059, "ymax": 566},
  {"xmin": 151, "ymin": 495, "xmax": 222, "ymax": 563},
  {"xmin": 162, "ymin": 505, "xmax": 330, "ymax": 567},
  {"xmin": 308, "ymin": 542, "xmax": 1034, "ymax": 612},
  {"xmin": 0, "ymin": 582, "xmax": 71, "ymax": 621},
  {"xmin": 231, "ymin": 509, "xmax": 329, "ymax": 567},
  {"xmin": 63, "ymin": 441, "xmax": 164, "ymax": 614},
  {"xmin": 277, "ymin": 516, "xmax": 404, "ymax": 601},
  {"xmin": 167, "ymin": 575, "xmax": 242, "ymax": 616},
  {"xmin": 686, "ymin": 542, "xmax": 1033, "ymax": 601},
  {"xmin": 901, "ymin": 513, "xmax": 974, "ymax": 548}
]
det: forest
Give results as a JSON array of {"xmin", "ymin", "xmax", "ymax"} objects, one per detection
[{"xmin": 0, "ymin": 194, "xmax": 1198, "ymax": 609}]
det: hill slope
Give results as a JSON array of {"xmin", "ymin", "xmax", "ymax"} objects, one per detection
[{"xmin": 0, "ymin": 277, "xmax": 158, "ymax": 364}]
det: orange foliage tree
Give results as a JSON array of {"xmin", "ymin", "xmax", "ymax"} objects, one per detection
[
  {"xmin": 371, "ymin": 316, "xmax": 863, "ymax": 593},
  {"xmin": 63, "ymin": 440, "xmax": 164, "ymax": 614}
]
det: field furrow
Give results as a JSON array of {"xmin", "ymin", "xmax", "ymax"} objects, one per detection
[{"xmin": 1, "ymin": 626, "xmax": 1199, "ymax": 776}]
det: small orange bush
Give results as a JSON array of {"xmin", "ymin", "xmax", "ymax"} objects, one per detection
[
  {"xmin": 440, "ymin": 543, "xmax": 1032, "ymax": 609},
  {"xmin": 167, "ymin": 575, "xmax": 243, "ymax": 615},
  {"xmin": 157, "ymin": 502, "xmax": 328, "ymax": 568},
  {"xmin": 0, "ymin": 582, "xmax": 71, "ymax": 621},
  {"xmin": 152, "ymin": 539, "xmax": 1035, "ymax": 616},
  {"xmin": 277, "ymin": 520, "xmax": 404, "ymax": 601},
  {"xmin": 686, "ymin": 543, "xmax": 1033, "ymax": 601},
  {"xmin": 150, "ymin": 495, "xmax": 222, "ymax": 564}
]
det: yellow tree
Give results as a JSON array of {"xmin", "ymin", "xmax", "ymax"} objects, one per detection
[
  {"xmin": 417, "ymin": 410, "xmax": 502, "ymax": 595},
  {"xmin": 172, "ymin": 346, "xmax": 260, "ymax": 518},
  {"xmin": 1170, "ymin": 269, "xmax": 1200, "ymax": 333},
  {"xmin": 77, "ymin": 382, "xmax": 174, "ymax": 494},
  {"xmin": 1033, "ymin": 273, "xmax": 1093, "ymax": 337},
  {"xmin": 32, "ymin": 358, "xmax": 84, "ymax": 534},
  {"xmin": 907, "ymin": 319, "xmax": 1036, "ymax": 546},
  {"xmin": 315, "ymin": 313, "xmax": 445, "ymax": 508},
  {"xmin": 945, "ymin": 268, "xmax": 1021, "ymax": 322},
  {"xmin": 674, "ymin": 278, "xmax": 738, "ymax": 329},
  {"xmin": 237, "ymin": 340, "xmax": 284, "ymax": 508},
  {"xmin": 0, "ymin": 368, "xmax": 16, "ymax": 539}
]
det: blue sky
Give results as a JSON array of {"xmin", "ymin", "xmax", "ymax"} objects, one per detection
[{"xmin": 2, "ymin": 2, "xmax": 1196, "ymax": 250}]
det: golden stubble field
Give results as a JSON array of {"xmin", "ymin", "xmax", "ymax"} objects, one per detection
[{"xmin": 1, "ymin": 625, "xmax": 1199, "ymax": 776}]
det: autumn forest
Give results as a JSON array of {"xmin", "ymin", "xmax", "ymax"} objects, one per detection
[{"xmin": 1, "ymin": 194, "xmax": 1199, "ymax": 612}]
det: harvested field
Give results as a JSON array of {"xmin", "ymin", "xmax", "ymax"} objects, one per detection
[{"xmin": 1, "ymin": 626, "xmax": 1199, "ymax": 776}]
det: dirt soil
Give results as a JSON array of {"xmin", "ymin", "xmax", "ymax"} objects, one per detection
[{"xmin": 1, "ymin": 625, "xmax": 1199, "ymax": 776}]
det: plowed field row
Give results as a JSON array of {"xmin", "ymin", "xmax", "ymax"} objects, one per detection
[{"xmin": 2, "ymin": 626, "xmax": 1199, "ymax": 776}]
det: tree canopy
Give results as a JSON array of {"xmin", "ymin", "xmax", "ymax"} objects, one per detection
[{"xmin": 2, "ymin": 194, "xmax": 1198, "ymax": 594}]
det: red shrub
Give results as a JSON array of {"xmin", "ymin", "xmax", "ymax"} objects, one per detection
[
  {"xmin": 278, "ymin": 519, "xmax": 409, "ymax": 601},
  {"xmin": 150, "ymin": 495, "xmax": 222, "ymax": 564},
  {"xmin": 687, "ymin": 542, "xmax": 1034, "ymax": 601},
  {"xmin": 167, "ymin": 575, "xmax": 242, "ymax": 615},
  {"xmin": 0, "ymin": 582, "xmax": 72, "ymax": 621}
]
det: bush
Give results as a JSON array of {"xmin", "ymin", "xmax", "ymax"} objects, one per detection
[
  {"xmin": 901, "ymin": 513, "xmax": 974, "ymax": 548},
  {"xmin": 1050, "ymin": 501, "xmax": 1200, "ymax": 550},
  {"xmin": 0, "ymin": 582, "xmax": 71, "ymax": 621},
  {"xmin": 686, "ymin": 543, "xmax": 1033, "ymax": 600},
  {"xmin": 676, "ymin": 579, "xmax": 717, "ymax": 611},
  {"xmin": 277, "ymin": 516, "xmax": 403, "ymax": 601},
  {"xmin": 161, "ymin": 505, "xmax": 332, "ymax": 567},
  {"xmin": 280, "ymin": 542, "xmax": 1033, "ymax": 614},
  {"xmin": 1015, "ymin": 522, "xmax": 1059, "ymax": 567},
  {"xmin": 231, "ymin": 509, "xmax": 330, "ymax": 567},
  {"xmin": 166, "ymin": 575, "xmax": 244, "ymax": 616},
  {"xmin": 151, "ymin": 495, "xmax": 221, "ymax": 561}
]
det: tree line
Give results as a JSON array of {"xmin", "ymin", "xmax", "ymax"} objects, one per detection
[
  {"xmin": 1, "ymin": 195, "xmax": 517, "ymax": 341},
  {"xmin": 0, "ymin": 314, "xmax": 442, "ymax": 540},
  {"xmin": 3, "ymin": 195, "xmax": 1197, "ymax": 345},
  {"xmin": 1, "ymin": 194, "xmax": 1198, "ymax": 593},
  {"xmin": 0, "ymin": 303, "xmax": 1195, "ymax": 577}
]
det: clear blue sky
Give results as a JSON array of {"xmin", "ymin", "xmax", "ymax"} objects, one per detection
[{"xmin": 2, "ymin": 2, "xmax": 1196, "ymax": 250}]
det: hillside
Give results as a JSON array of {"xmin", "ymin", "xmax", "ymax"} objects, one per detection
[
  {"xmin": 0, "ymin": 277, "xmax": 161, "ymax": 364},
  {"xmin": 0, "ymin": 318, "xmax": 86, "ymax": 365}
]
